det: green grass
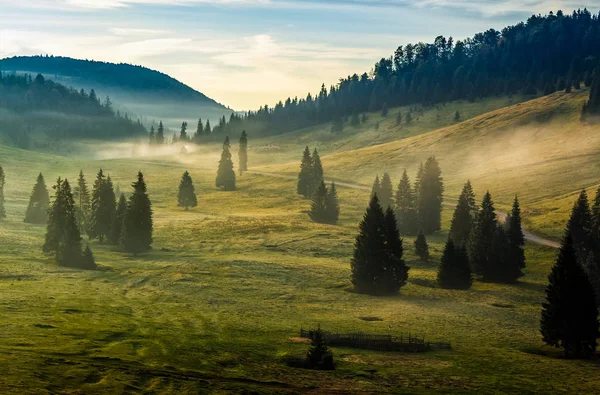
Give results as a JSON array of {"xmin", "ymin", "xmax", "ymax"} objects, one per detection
[{"xmin": 1, "ymin": 92, "xmax": 600, "ymax": 393}]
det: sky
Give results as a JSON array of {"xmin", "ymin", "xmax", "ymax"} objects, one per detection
[{"xmin": 0, "ymin": 1, "xmax": 597, "ymax": 110}]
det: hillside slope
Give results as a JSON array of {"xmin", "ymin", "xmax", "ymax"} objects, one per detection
[
  {"xmin": 0, "ymin": 56, "xmax": 232, "ymax": 127},
  {"xmin": 255, "ymin": 90, "xmax": 599, "ymax": 239}
]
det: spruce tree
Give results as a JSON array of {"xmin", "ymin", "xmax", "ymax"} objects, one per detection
[
  {"xmin": 238, "ymin": 130, "xmax": 248, "ymax": 174},
  {"xmin": 179, "ymin": 121, "xmax": 189, "ymax": 141},
  {"xmin": 74, "ymin": 170, "xmax": 91, "ymax": 237},
  {"xmin": 90, "ymin": 169, "xmax": 116, "ymax": 243},
  {"xmin": 489, "ymin": 225, "xmax": 512, "ymax": 282},
  {"xmin": 379, "ymin": 172, "xmax": 394, "ymax": 210},
  {"xmin": 148, "ymin": 126, "xmax": 155, "ymax": 145},
  {"xmin": 351, "ymin": 195, "xmax": 398, "ymax": 295},
  {"xmin": 205, "ymin": 119, "xmax": 211, "ymax": 135},
  {"xmin": 309, "ymin": 181, "xmax": 328, "ymax": 223},
  {"xmin": 24, "ymin": 173, "xmax": 50, "ymax": 224},
  {"xmin": 588, "ymin": 74, "xmax": 600, "ymax": 115},
  {"xmin": 306, "ymin": 326, "xmax": 334, "ymax": 370},
  {"xmin": 80, "ymin": 245, "xmax": 97, "ymax": 270},
  {"xmin": 505, "ymin": 195, "xmax": 526, "ymax": 281},
  {"xmin": 194, "ymin": 118, "xmax": 203, "ymax": 142},
  {"xmin": 312, "ymin": 148, "xmax": 324, "ymax": 187},
  {"xmin": 394, "ymin": 170, "xmax": 418, "ymax": 235},
  {"xmin": 592, "ymin": 186, "xmax": 600, "ymax": 241},
  {"xmin": 414, "ymin": 230, "xmax": 429, "ymax": 261},
  {"xmin": 468, "ymin": 191, "xmax": 498, "ymax": 280},
  {"xmin": 297, "ymin": 146, "xmax": 314, "ymax": 198},
  {"xmin": 417, "ymin": 156, "xmax": 444, "ymax": 234},
  {"xmin": 0, "ymin": 166, "xmax": 5, "ymax": 220},
  {"xmin": 437, "ymin": 239, "xmax": 472, "ymax": 289},
  {"xmin": 566, "ymin": 190, "xmax": 594, "ymax": 263},
  {"xmin": 110, "ymin": 193, "xmax": 127, "ymax": 245},
  {"xmin": 121, "ymin": 172, "xmax": 153, "ymax": 255},
  {"xmin": 156, "ymin": 121, "xmax": 165, "ymax": 144},
  {"xmin": 541, "ymin": 233, "xmax": 599, "ymax": 359},
  {"xmin": 454, "ymin": 111, "xmax": 460, "ymax": 121},
  {"xmin": 178, "ymin": 171, "xmax": 198, "ymax": 210},
  {"xmin": 215, "ymin": 137, "xmax": 236, "ymax": 191},
  {"xmin": 325, "ymin": 182, "xmax": 340, "ymax": 224},
  {"xmin": 370, "ymin": 175, "xmax": 381, "ymax": 202},
  {"xmin": 382, "ymin": 207, "xmax": 409, "ymax": 293},
  {"xmin": 449, "ymin": 181, "xmax": 477, "ymax": 247}
]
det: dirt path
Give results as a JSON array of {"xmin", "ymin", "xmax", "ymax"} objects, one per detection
[{"xmin": 248, "ymin": 171, "xmax": 560, "ymax": 249}]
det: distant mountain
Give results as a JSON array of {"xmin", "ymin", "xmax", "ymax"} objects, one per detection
[{"xmin": 0, "ymin": 56, "xmax": 232, "ymax": 128}]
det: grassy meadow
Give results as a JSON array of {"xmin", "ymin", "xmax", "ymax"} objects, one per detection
[{"xmin": 1, "ymin": 92, "xmax": 600, "ymax": 393}]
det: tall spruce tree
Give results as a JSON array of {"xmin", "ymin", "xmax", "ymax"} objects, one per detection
[
  {"xmin": 437, "ymin": 239, "xmax": 472, "ymax": 290},
  {"xmin": 351, "ymin": 195, "xmax": 408, "ymax": 295},
  {"xmin": 148, "ymin": 126, "xmax": 155, "ymax": 145},
  {"xmin": 156, "ymin": 121, "xmax": 165, "ymax": 144},
  {"xmin": 297, "ymin": 146, "xmax": 314, "ymax": 198},
  {"xmin": 194, "ymin": 118, "xmax": 203, "ymax": 142},
  {"xmin": 541, "ymin": 233, "xmax": 599, "ymax": 359},
  {"xmin": 325, "ymin": 182, "xmax": 340, "ymax": 224},
  {"xmin": 468, "ymin": 191, "xmax": 498, "ymax": 280},
  {"xmin": 566, "ymin": 190, "xmax": 594, "ymax": 264},
  {"xmin": 394, "ymin": 170, "xmax": 418, "ymax": 235},
  {"xmin": 312, "ymin": 148, "xmax": 324, "ymax": 187},
  {"xmin": 205, "ymin": 119, "xmax": 211, "ymax": 135},
  {"xmin": 215, "ymin": 137, "xmax": 236, "ymax": 191},
  {"xmin": 305, "ymin": 326, "xmax": 335, "ymax": 370},
  {"xmin": 488, "ymin": 225, "xmax": 513, "ymax": 283},
  {"xmin": 110, "ymin": 193, "xmax": 127, "ymax": 245},
  {"xmin": 90, "ymin": 169, "xmax": 116, "ymax": 243},
  {"xmin": 309, "ymin": 181, "xmax": 328, "ymax": 223},
  {"xmin": 178, "ymin": 171, "xmax": 198, "ymax": 210},
  {"xmin": 0, "ymin": 166, "xmax": 5, "ymax": 220},
  {"xmin": 121, "ymin": 172, "xmax": 153, "ymax": 255},
  {"xmin": 238, "ymin": 130, "xmax": 248, "ymax": 174},
  {"xmin": 179, "ymin": 121, "xmax": 189, "ymax": 141},
  {"xmin": 24, "ymin": 173, "xmax": 50, "ymax": 224},
  {"xmin": 449, "ymin": 181, "xmax": 477, "ymax": 247},
  {"xmin": 414, "ymin": 230, "xmax": 429, "ymax": 261},
  {"xmin": 382, "ymin": 207, "xmax": 409, "ymax": 294},
  {"xmin": 505, "ymin": 195, "xmax": 526, "ymax": 281},
  {"xmin": 417, "ymin": 157, "xmax": 444, "ymax": 234},
  {"xmin": 379, "ymin": 172, "xmax": 394, "ymax": 210},
  {"xmin": 370, "ymin": 175, "xmax": 381, "ymax": 201},
  {"xmin": 74, "ymin": 170, "xmax": 91, "ymax": 237}
]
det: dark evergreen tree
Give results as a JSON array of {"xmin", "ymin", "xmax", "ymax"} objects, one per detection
[
  {"xmin": 120, "ymin": 172, "xmax": 153, "ymax": 255},
  {"xmin": 541, "ymin": 233, "xmax": 599, "ymax": 359},
  {"xmin": 74, "ymin": 170, "xmax": 91, "ymax": 237},
  {"xmin": 592, "ymin": 186, "xmax": 600, "ymax": 242},
  {"xmin": 305, "ymin": 326, "xmax": 335, "ymax": 370},
  {"xmin": 468, "ymin": 191, "xmax": 498, "ymax": 280},
  {"xmin": 205, "ymin": 119, "xmax": 211, "ymax": 135},
  {"xmin": 0, "ymin": 166, "xmax": 5, "ymax": 220},
  {"xmin": 370, "ymin": 175, "xmax": 381, "ymax": 202},
  {"xmin": 588, "ymin": 74, "xmax": 600, "ymax": 115},
  {"xmin": 566, "ymin": 190, "xmax": 594, "ymax": 264},
  {"xmin": 449, "ymin": 181, "xmax": 477, "ymax": 247},
  {"xmin": 309, "ymin": 181, "xmax": 328, "ymax": 223},
  {"xmin": 454, "ymin": 111, "xmax": 460, "ymax": 121},
  {"xmin": 505, "ymin": 195, "xmax": 526, "ymax": 281},
  {"xmin": 379, "ymin": 172, "xmax": 394, "ymax": 210},
  {"xmin": 24, "ymin": 173, "xmax": 50, "ymax": 224},
  {"xmin": 312, "ymin": 148, "xmax": 324, "ymax": 186},
  {"xmin": 297, "ymin": 146, "xmax": 314, "ymax": 198},
  {"xmin": 215, "ymin": 137, "xmax": 236, "ymax": 191},
  {"xmin": 488, "ymin": 225, "xmax": 513, "ymax": 283},
  {"xmin": 179, "ymin": 121, "xmax": 189, "ymax": 141},
  {"xmin": 110, "ymin": 193, "xmax": 127, "ymax": 245},
  {"xmin": 156, "ymin": 121, "xmax": 165, "ymax": 144},
  {"xmin": 417, "ymin": 156, "xmax": 444, "ymax": 234},
  {"xmin": 351, "ymin": 195, "xmax": 408, "ymax": 295},
  {"xmin": 148, "ymin": 126, "xmax": 155, "ymax": 144},
  {"xmin": 80, "ymin": 245, "xmax": 97, "ymax": 270},
  {"xmin": 238, "ymin": 130, "xmax": 248, "ymax": 174},
  {"xmin": 414, "ymin": 230, "xmax": 429, "ymax": 261},
  {"xmin": 325, "ymin": 182, "xmax": 340, "ymax": 224},
  {"xmin": 437, "ymin": 239, "xmax": 472, "ymax": 289},
  {"xmin": 90, "ymin": 169, "xmax": 116, "ymax": 243},
  {"xmin": 194, "ymin": 118, "xmax": 203, "ymax": 142},
  {"xmin": 178, "ymin": 171, "xmax": 198, "ymax": 210},
  {"xmin": 382, "ymin": 207, "xmax": 409, "ymax": 293},
  {"xmin": 394, "ymin": 170, "xmax": 418, "ymax": 235}
]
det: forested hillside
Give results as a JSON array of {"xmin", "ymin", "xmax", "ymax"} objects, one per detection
[
  {"xmin": 0, "ymin": 73, "xmax": 146, "ymax": 149},
  {"xmin": 211, "ymin": 9, "xmax": 600, "ymax": 137},
  {"xmin": 0, "ymin": 56, "xmax": 232, "ymax": 127}
]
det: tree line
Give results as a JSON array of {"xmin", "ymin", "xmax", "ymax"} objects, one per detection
[
  {"xmin": 189, "ymin": 10, "xmax": 600, "ymax": 138},
  {"xmin": 0, "ymin": 73, "xmax": 146, "ymax": 149}
]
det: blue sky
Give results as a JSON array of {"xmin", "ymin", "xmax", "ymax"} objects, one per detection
[{"xmin": 0, "ymin": 1, "xmax": 597, "ymax": 110}]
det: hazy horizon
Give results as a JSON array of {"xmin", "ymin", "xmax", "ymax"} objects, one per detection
[{"xmin": 2, "ymin": 0, "xmax": 597, "ymax": 111}]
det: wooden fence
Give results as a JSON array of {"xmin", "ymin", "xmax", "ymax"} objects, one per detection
[{"xmin": 300, "ymin": 328, "xmax": 451, "ymax": 353}]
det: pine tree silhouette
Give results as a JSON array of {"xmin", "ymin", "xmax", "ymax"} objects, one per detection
[
  {"xmin": 120, "ymin": 172, "xmax": 153, "ymax": 255},
  {"xmin": 178, "ymin": 171, "xmax": 198, "ymax": 210},
  {"xmin": 24, "ymin": 173, "xmax": 50, "ymax": 224},
  {"xmin": 110, "ymin": 193, "xmax": 127, "ymax": 245},
  {"xmin": 394, "ymin": 170, "xmax": 418, "ymax": 235},
  {"xmin": 238, "ymin": 130, "xmax": 248, "ymax": 174},
  {"xmin": 215, "ymin": 137, "xmax": 236, "ymax": 191},
  {"xmin": 438, "ymin": 239, "xmax": 472, "ymax": 289},
  {"xmin": 414, "ymin": 230, "xmax": 429, "ymax": 261},
  {"xmin": 297, "ymin": 147, "xmax": 314, "ymax": 198}
]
